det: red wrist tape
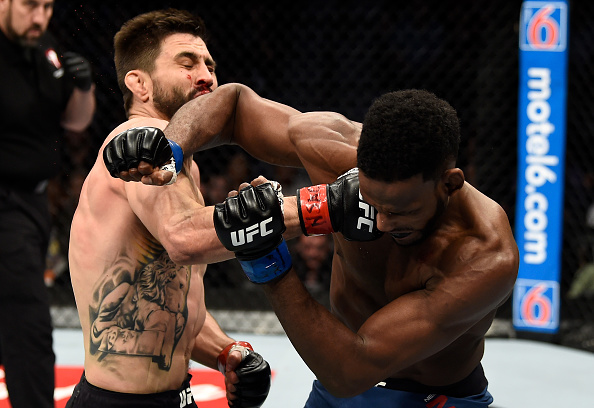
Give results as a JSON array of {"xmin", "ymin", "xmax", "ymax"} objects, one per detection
[
  {"xmin": 217, "ymin": 341, "xmax": 253, "ymax": 374},
  {"xmin": 298, "ymin": 184, "xmax": 334, "ymax": 235}
]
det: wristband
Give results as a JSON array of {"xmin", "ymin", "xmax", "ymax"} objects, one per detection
[
  {"xmin": 217, "ymin": 341, "xmax": 253, "ymax": 374},
  {"xmin": 238, "ymin": 240, "xmax": 293, "ymax": 283},
  {"xmin": 298, "ymin": 185, "xmax": 334, "ymax": 235},
  {"xmin": 167, "ymin": 139, "xmax": 184, "ymax": 173},
  {"xmin": 160, "ymin": 162, "xmax": 178, "ymax": 185}
]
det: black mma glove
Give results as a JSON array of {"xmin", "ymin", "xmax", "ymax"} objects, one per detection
[
  {"xmin": 213, "ymin": 182, "xmax": 292, "ymax": 283},
  {"xmin": 102, "ymin": 126, "xmax": 184, "ymax": 179},
  {"xmin": 63, "ymin": 51, "xmax": 93, "ymax": 91},
  {"xmin": 217, "ymin": 341, "xmax": 271, "ymax": 408},
  {"xmin": 297, "ymin": 168, "xmax": 384, "ymax": 241}
]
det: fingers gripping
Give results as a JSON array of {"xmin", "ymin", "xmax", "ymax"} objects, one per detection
[{"xmin": 217, "ymin": 341, "xmax": 271, "ymax": 408}]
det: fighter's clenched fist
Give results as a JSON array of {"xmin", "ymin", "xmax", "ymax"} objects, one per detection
[
  {"xmin": 213, "ymin": 181, "xmax": 292, "ymax": 284},
  {"xmin": 217, "ymin": 341, "xmax": 271, "ymax": 408},
  {"xmin": 297, "ymin": 168, "xmax": 384, "ymax": 241},
  {"xmin": 102, "ymin": 126, "xmax": 184, "ymax": 184}
]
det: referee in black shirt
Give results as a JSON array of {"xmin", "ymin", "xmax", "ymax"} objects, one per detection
[{"xmin": 0, "ymin": 1, "xmax": 95, "ymax": 407}]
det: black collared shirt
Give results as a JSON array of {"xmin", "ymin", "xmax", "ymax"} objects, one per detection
[{"xmin": 0, "ymin": 29, "xmax": 74, "ymax": 190}]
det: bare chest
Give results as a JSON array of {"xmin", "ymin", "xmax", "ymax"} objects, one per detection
[{"xmin": 330, "ymin": 236, "xmax": 433, "ymax": 326}]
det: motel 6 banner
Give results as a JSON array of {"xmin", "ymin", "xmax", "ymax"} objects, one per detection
[{"xmin": 513, "ymin": 1, "xmax": 569, "ymax": 334}]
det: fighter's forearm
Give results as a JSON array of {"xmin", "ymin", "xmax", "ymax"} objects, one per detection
[
  {"xmin": 191, "ymin": 311, "xmax": 234, "ymax": 370},
  {"xmin": 261, "ymin": 270, "xmax": 379, "ymax": 398},
  {"xmin": 164, "ymin": 83, "xmax": 303, "ymax": 168},
  {"xmin": 281, "ymin": 196, "xmax": 302, "ymax": 241},
  {"xmin": 164, "ymin": 83, "xmax": 243, "ymax": 155},
  {"xmin": 168, "ymin": 197, "xmax": 301, "ymax": 265},
  {"xmin": 160, "ymin": 203, "xmax": 235, "ymax": 265}
]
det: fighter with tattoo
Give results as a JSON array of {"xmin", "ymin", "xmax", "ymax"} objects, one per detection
[{"xmin": 66, "ymin": 10, "xmax": 283, "ymax": 408}]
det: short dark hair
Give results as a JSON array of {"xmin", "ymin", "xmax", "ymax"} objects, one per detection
[
  {"xmin": 114, "ymin": 9, "xmax": 207, "ymax": 114},
  {"xmin": 357, "ymin": 89, "xmax": 461, "ymax": 182}
]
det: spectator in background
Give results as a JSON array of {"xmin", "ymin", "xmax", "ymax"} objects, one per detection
[{"xmin": 0, "ymin": 0, "xmax": 95, "ymax": 407}]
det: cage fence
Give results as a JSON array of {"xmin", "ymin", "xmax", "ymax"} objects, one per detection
[{"xmin": 45, "ymin": 1, "xmax": 594, "ymax": 352}]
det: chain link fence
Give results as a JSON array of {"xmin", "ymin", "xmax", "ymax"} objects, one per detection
[{"xmin": 45, "ymin": 1, "xmax": 594, "ymax": 352}]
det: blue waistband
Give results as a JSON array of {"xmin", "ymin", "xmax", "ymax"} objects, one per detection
[{"xmin": 375, "ymin": 363, "xmax": 488, "ymax": 398}]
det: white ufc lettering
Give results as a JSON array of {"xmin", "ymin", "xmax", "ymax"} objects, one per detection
[
  {"xmin": 179, "ymin": 386, "xmax": 193, "ymax": 407},
  {"xmin": 230, "ymin": 217, "xmax": 274, "ymax": 246},
  {"xmin": 357, "ymin": 192, "xmax": 375, "ymax": 232}
]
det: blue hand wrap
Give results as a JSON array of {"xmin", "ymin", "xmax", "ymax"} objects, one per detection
[
  {"xmin": 167, "ymin": 139, "xmax": 184, "ymax": 173},
  {"xmin": 238, "ymin": 240, "xmax": 293, "ymax": 283}
]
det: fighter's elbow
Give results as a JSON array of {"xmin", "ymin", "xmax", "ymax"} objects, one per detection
[
  {"xmin": 316, "ymin": 363, "xmax": 380, "ymax": 398},
  {"xmin": 163, "ymin": 246, "xmax": 193, "ymax": 266},
  {"xmin": 321, "ymin": 377, "xmax": 371, "ymax": 399},
  {"xmin": 159, "ymin": 228, "xmax": 194, "ymax": 265}
]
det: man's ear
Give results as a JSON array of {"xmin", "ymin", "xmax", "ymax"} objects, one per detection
[
  {"xmin": 442, "ymin": 168, "xmax": 465, "ymax": 195},
  {"xmin": 124, "ymin": 70, "xmax": 151, "ymax": 103}
]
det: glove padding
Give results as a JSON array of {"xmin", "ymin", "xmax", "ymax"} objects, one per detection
[
  {"xmin": 214, "ymin": 182, "xmax": 286, "ymax": 260},
  {"xmin": 63, "ymin": 51, "xmax": 93, "ymax": 91},
  {"xmin": 217, "ymin": 341, "xmax": 271, "ymax": 408},
  {"xmin": 214, "ymin": 182, "xmax": 292, "ymax": 283},
  {"xmin": 298, "ymin": 168, "xmax": 384, "ymax": 241},
  {"xmin": 103, "ymin": 126, "xmax": 182, "ymax": 178},
  {"xmin": 232, "ymin": 352, "xmax": 271, "ymax": 408}
]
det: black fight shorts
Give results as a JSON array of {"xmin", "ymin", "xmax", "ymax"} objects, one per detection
[{"xmin": 65, "ymin": 373, "xmax": 198, "ymax": 408}]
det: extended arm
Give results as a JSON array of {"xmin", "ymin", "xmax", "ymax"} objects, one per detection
[
  {"xmin": 103, "ymin": 83, "xmax": 362, "ymax": 186},
  {"xmin": 125, "ymin": 163, "xmax": 301, "ymax": 265},
  {"xmin": 125, "ymin": 164, "xmax": 231, "ymax": 265},
  {"xmin": 165, "ymin": 83, "xmax": 303, "ymax": 166}
]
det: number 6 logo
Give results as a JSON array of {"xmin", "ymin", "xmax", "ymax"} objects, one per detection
[
  {"xmin": 520, "ymin": 2, "xmax": 567, "ymax": 52},
  {"xmin": 527, "ymin": 5, "xmax": 558, "ymax": 49},
  {"xmin": 520, "ymin": 282, "xmax": 552, "ymax": 326}
]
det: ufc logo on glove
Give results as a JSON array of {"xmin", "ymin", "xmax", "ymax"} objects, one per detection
[
  {"xmin": 357, "ymin": 193, "xmax": 376, "ymax": 233},
  {"xmin": 230, "ymin": 217, "xmax": 274, "ymax": 246},
  {"xmin": 297, "ymin": 168, "xmax": 384, "ymax": 241}
]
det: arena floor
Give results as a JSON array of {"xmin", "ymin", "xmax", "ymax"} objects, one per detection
[{"xmin": 1, "ymin": 329, "xmax": 591, "ymax": 407}]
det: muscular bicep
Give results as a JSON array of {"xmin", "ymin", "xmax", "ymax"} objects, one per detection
[
  {"xmin": 355, "ymin": 255, "xmax": 515, "ymax": 378},
  {"xmin": 232, "ymin": 93, "xmax": 364, "ymax": 181},
  {"xmin": 231, "ymin": 86, "xmax": 304, "ymax": 167},
  {"xmin": 288, "ymin": 112, "xmax": 360, "ymax": 184}
]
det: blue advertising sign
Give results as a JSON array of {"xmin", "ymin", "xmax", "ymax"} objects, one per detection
[{"xmin": 513, "ymin": 1, "xmax": 569, "ymax": 333}]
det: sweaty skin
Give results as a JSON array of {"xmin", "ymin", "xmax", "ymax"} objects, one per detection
[{"xmin": 119, "ymin": 83, "xmax": 519, "ymax": 397}]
